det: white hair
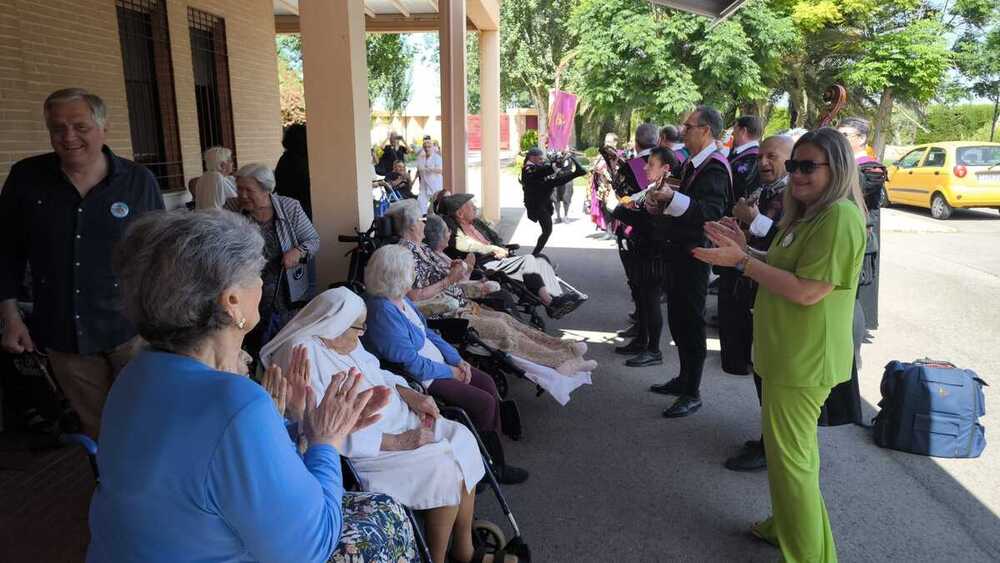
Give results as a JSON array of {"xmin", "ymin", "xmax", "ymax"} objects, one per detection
[
  {"xmin": 203, "ymin": 146, "xmax": 232, "ymax": 173},
  {"xmin": 398, "ymin": 205, "xmax": 423, "ymax": 233},
  {"xmin": 364, "ymin": 245, "xmax": 415, "ymax": 300},
  {"xmin": 44, "ymin": 88, "xmax": 107, "ymax": 128},
  {"xmin": 235, "ymin": 162, "xmax": 276, "ymax": 192}
]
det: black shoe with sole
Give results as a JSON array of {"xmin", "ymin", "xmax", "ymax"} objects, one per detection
[
  {"xmin": 547, "ymin": 293, "xmax": 585, "ymax": 319},
  {"xmin": 617, "ymin": 324, "xmax": 640, "ymax": 338},
  {"xmin": 626, "ymin": 351, "xmax": 663, "ymax": 367},
  {"xmin": 724, "ymin": 443, "xmax": 767, "ymax": 472},
  {"xmin": 494, "ymin": 464, "xmax": 530, "ymax": 485},
  {"xmin": 649, "ymin": 377, "xmax": 684, "ymax": 395},
  {"xmin": 614, "ymin": 340, "xmax": 646, "ymax": 355},
  {"xmin": 663, "ymin": 395, "xmax": 702, "ymax": 418}
]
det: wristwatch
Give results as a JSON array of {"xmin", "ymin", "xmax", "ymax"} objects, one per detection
[{"xmin": 734, "ymin": 254, "xmax": 751, "ymax": 275}]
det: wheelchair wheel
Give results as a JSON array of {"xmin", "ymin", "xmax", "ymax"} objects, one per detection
[{"xmin": 473, "ymin": 520, "xmax": 506, "ymax": 554}]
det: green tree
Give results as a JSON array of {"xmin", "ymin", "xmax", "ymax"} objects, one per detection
[
  {"xmin": 952, "ymin": 0, "xmax": 1000, "ymax": 141},
  {"xmin": 276, "ymin": 35, "xmax": 305, "ymax": 126},
  {"xmin": 366, "ymin": 34, "xmax": 415, "ymax": 117},
  {"xmin": 500, "ymin": 0, "xmax": 579, "ymax": 136}
]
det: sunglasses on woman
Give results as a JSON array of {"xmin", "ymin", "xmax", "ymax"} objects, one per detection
[{"xmin": 785, "ymin": 159, "xmax": 830, "ymax": 175}]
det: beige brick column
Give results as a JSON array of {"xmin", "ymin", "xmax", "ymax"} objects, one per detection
[
  {"xmin": 478, "ymin": 29, "xmax": 501, "ymax": 222},
  {"xmin": 299, "ymin": 0, "xmax": 373, "ymax": 284},
  {"xmin": 438, "ymin": 0, "xmax": 467, "ymax": 194}
]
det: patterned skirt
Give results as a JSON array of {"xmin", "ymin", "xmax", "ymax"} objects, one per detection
[{"xmin": 330, "ymin": 492, "xmax": 419, "ymax": 563}]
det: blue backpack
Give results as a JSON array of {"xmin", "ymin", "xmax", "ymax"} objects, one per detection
[{"xmin": 873, "ymin": 359, "xmax": 987, "ymax": 458}]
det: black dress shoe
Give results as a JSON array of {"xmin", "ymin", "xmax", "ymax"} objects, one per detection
[
  {"xmin": 626, "ymin": 351, "xmax": 663, "ymax": 367},
  {"xmin": 617, "ymin": 324, "xmax": 640, "ymax": 338},
  {"xmin": 662, "ymin": 395, "xmax": 702, "ymax": 418},
  {"xmin": 614, "ymin": 340, "xmax": 646, "ymax": 355},
  {"xmin": 494, "ymin": 464, "xmax": 530, "ymax": 485},
  {"xmin": 649, "ymin": 377, "xmax": 684, "ymax": 395},
  {"xmin": 725, "ymin": 442, "xmax": 767, "ymax": 472}
]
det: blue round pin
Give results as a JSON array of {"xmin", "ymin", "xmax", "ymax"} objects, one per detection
[{"xmin": 110, "ymin": 202, "xmax": 130, "ymax": 219}]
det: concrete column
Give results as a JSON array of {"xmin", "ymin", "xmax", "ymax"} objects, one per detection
[
  {"xmin": 300, "ymin": 0, "xmax": 373, "ymax": 285},
  {"xmin": 479, "ymin": 29, "xmax": 501, "ymax": 222},
  {"xmin": 438, "ymin": 0, "xmax": 467, "ymax": 193}
]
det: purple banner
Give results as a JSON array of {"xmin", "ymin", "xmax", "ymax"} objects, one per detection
[{"xmin": 546, "ymin": 90, "xmax": 578, "ymax": 151}]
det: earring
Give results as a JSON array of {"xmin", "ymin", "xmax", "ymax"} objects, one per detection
[{"xmin": 237, "ymin": 317, "xmax": 247, "ymax": 330}]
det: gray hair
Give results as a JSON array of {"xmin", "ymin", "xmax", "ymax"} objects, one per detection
[
  {"xmin": 114, "ymin": 210, "xmax": 265, "ymax": 354},
  {"xmin": 204, "ymin": 146, "xmax": 232, "ymax": 173},
  {"xmin": 44, "ymin": 88, "xmax": 107, "ymax": 128},
  {"xmin": 423, "ymin": 214, "xmax": 449, "ymax": 249},
  {"xmin": 635, "ymin": 123, "xmax": 659, "ymax": 150},
  {"xmin": 236, "ymin": 162, "xmax": 276, "ymax": 192},
  {"xmin": 398, "ymin": 205, "xmax": 423, "ymax": 235},
  {"xmin": 659, "ymin": 125, "xmax": 681, "ymax": 144},
  {"xmin": 693, "ymin": 106, "xmax": 724, "ymax": 139},
  {"xmin": 838, "ymin": 117, "xmax": 870, "ymax": 140},
  {"xmin": 780, "ymin": 127, "xmax": 866, "ymax": 229},
  {"xmin": 364, "ymin": 245, "xmax": 415, "ymax": 300}
]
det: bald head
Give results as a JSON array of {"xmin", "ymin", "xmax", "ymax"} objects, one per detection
[{"xmin": 758, "ymin": 135, "xmax": 794, "ymax": 184}]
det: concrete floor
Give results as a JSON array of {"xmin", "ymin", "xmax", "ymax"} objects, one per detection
[{"xmin": 473, "ymin": 174, "xmax": 1000, "ymax": 562}]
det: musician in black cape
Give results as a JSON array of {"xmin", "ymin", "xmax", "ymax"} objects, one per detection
[
  {"xmin": 608, "ymin": 147, "xmax": 679, "ymax": 368},
  {"xmin": 609, "ymin": 123, "xmax": 659, "ymax": 345},
  {"xmin": 727, "ymin": 115, "xmax": 763, "ymax": 201},
  {"xmin": 645, "ymin": 106, "xmax": 731, "ymax": 418},
  {"xmin": 520, "ymin": 147, "xmax": 587, "ymax": 256}
]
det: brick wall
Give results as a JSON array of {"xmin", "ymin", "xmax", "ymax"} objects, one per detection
[{"xmin": 0, "ymin": 0, "xmax": 282, "ymax": 189}]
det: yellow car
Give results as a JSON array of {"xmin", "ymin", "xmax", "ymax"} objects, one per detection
[{"xmin": 884, "ymin": 141, "xmax": 1000, "ymax": 219}]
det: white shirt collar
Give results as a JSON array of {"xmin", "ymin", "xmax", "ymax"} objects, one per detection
[
  {"xmin": 733, "ymin": 141, "xmax": 760, "ymax": 155},
  {"xmin": 636, "ymin": 147, "xmax": 653, "ymax": 158},
  {"xmin": 690, "ymin": 143, "xmax": 718, "ymax": 168},
  {"xmin": 671, "ymin": 143, "xmax": 685, "ymax": 152}
]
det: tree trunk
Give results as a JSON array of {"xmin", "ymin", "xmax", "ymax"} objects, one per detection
[
  {"xmin": 991, "ymin": 92, "xmax": 999, "ymax": 143},
  {"xmin": 872, "ymin": 87, "xmax": 894, "ymax": 161},
  {"xmin": 531, "ymin": 89, "xmax": 549, "ymax": 147}
]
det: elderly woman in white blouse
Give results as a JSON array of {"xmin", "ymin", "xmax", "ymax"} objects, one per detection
[
  {"xmin": 194, "ymin": 146, "xmax": 237, "ymax": 209},
  {"xmin": 260, "ymin": 288, "xmax": 488, "ymax": 563}
]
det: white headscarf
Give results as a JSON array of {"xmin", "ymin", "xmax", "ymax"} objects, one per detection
[{"xmin": 259, "ymin": 287, "xmax": 366, "ymax": 367}]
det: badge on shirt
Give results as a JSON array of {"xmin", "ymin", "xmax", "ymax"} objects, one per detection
[
  {"xmin": 781, "ymin": 232, "xmax": 795, "ymax": 248},
  {"xmin": 110, "ymin": 202, "xmax": 130, "ymax": 219}
]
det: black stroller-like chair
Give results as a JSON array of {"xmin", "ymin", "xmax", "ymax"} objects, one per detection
[{"xmin": 347, "ymin": 368, "xmax": 532, "ymax": 563}]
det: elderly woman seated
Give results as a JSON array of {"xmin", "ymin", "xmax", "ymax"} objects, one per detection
[
  {"xmin": 225, "ymin": 162, "xmax": 320, "ymax": 359},
  {"xmin": 88, "ymin": 210, "xmax": 417, "ymax": 563},
  {"xmin": 360, "ymin": 245, "xmax": 530, "ymax": 485},
  {"xmin": 260, "ymin": 288, "xmax": 494, "ymax": 563},
  {"xmin": 438, "ymin": 193, "xmax": 586, "ymax": 319},
  {"xmin": 399, "ymin": 210, "xmax": 597, "ymax": 375}
]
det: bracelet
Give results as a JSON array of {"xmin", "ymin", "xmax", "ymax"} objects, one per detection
[{"xmin": 737, "ymin": 254, "xmax": 752, "ymax": 276}]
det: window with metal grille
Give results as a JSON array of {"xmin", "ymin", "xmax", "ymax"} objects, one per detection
[
  {"xmin": 115, "ymin": 0, "xmax": 184, "ymax": 191},
  {"xmin": 188, "ymin": 8, "xmax": 236, "ymax": 165}
]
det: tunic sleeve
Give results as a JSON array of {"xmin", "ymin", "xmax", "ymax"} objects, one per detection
[
  {"xmin": 0, "ymin": 166, "xmax": 28, "ymax": 302},
  {"xmin": 206, "ymin": 396, "xmax": 344, "ymax": 563},
  {"xmin": 794, "ymin": 203, "xmax": 866, "ymax": 289}
]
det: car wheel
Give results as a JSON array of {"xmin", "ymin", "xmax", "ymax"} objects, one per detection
[{"xmin": 930, "ymin": 193, "xmax": 953, "ymax": 220}]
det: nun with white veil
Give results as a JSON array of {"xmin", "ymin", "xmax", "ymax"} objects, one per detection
[{"xmin": 260, "ymin": 287, "xmax": 487, "ymax": 563}]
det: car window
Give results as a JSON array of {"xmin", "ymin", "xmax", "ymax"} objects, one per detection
[
  {"xmin": 922, "ymin": 148, "xmax": 947, "ymax": 168},
  {"xmin": 897, "ymin": 148, "xmax": 926, "ymax": 169},
  {"xmin": 956, "ymin": 146, "xmax": 1000, "ymax": 167}
]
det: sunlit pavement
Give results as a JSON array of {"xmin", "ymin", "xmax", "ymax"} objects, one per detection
[{"xmin": 469, "ymin": 172, "xmax": 1000, "ymax": 561}]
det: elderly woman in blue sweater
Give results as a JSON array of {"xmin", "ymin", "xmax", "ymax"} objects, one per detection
[
  {"xmin": 363, "ymin": 245, "xmax": 529, "ymax": 486},
  {"xmin": 87, "ymin": 210, "xmax": 416, "ymax": 563}
]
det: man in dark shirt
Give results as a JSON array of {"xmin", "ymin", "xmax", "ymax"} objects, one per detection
[
  {"xmin": 0, "ymin": 88, "xmax": 164, "ymax": 438},
  {"xmin": 375, "ymin": 132, "xmax": 409, "ymax": 176},
  {"xmin": 646, "ymin": 105, "xmax": 731, "ymax": 418},
  {"xmin": 728, "ymin": 115, "xmax": 762, "ymax": 202},
  {"xmin": 520, "ymin": 147, "xmax": 586, "ymax": 256}
]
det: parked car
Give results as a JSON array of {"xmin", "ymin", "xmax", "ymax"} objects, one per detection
[{"xmin": 884, "ymin": 141, "xmax": 1000, "ymax": 219}]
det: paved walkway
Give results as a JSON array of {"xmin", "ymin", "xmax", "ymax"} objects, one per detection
[{"xmin": 472, "ymin": 176, "xmax": 1000, "ymax": 561}]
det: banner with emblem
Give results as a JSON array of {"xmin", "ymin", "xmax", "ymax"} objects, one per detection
[{"xmin": 546, "ymin": 90, "xmax": 578, "ymax": 152}]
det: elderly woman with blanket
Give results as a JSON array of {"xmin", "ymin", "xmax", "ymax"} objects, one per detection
[{"xmin": 261, "ymin": 288, "xmax": 496, "ymax": 563}]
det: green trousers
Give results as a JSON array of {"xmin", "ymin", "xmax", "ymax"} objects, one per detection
[{"xmin": 755, "ymin": 380, "xmax": 837, "ymax": 563}]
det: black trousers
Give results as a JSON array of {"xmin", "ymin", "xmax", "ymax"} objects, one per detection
[
  {"xmin": 717, "ymin": 270, "xmax": 755, "ymax": 375},
  {"xmin": 666, "ymin": 255, "xmax": 710, "ymax": 397},
  {"xmin": 533, "ymin": 211, "xmax": 553, "ymax": 256}
]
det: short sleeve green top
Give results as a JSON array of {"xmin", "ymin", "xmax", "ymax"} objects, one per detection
[{"xmin": 753, "ymin": 199, "xmax": 866, "ymax": 388}]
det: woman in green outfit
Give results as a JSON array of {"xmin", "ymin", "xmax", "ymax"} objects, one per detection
[{"xmin": 693, "ymin": 127, "xmax": 867, "ymax": 562}]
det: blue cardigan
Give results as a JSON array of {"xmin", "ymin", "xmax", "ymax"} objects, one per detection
[
  {"xmin": 363, "ymin": 295, "xmax": 462, "ymax": 381},
  {"xmin": 88, "ymin": 350, "xmax": 344, "ymax": 563}
]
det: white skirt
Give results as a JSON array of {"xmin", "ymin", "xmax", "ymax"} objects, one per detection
[
  {"xmin": 484, "ymin": 254, "xmax": 564, "ymax": 297},
  {"xmin": 352, "ymin": 417, "xmax": 485, "ymax": 510}
]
